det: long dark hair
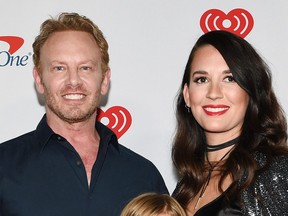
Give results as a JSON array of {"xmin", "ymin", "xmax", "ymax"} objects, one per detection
[{"xmin": 172, "ymin": 30, "xmax": 288, "ymax": 208}]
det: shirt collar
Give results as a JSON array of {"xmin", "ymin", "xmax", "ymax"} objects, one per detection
[
  {"xmin": 35, "ymin": 114, "xmax": 120, "ymax": 152},
  {"xmin": 35, "ymin": 114, "xmax": 55, "ymax": 152},
  {"xmin": 96, "ymin": 121, "xmax": 120, "ymax": 152}
]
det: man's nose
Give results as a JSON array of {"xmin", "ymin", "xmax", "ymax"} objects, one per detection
[{"xmin": 66, "ymin": 68, "xmax": 83, "ymax": 86}]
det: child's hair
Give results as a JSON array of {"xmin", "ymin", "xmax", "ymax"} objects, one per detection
[{"xmin": 120, "ymin": 193, "xmax": 186, "ymax": 216}]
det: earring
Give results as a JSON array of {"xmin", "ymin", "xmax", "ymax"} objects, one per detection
[{"xmin": 185, "ymin": 104, "xmax": 190, "ymax": 113}]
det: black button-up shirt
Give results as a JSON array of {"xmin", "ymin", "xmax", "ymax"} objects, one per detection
[{"xmin": 0, "ymin": 115, "xmax": 168, "ymax": 216}]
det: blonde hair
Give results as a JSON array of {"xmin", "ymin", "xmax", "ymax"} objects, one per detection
[
  {"xmin": 32, "ymin": 12, "xmax": 109, "ymax": 74},
  {"xmin": 121, "ymin": 193, "xmax": 186, "ymax": 216}
]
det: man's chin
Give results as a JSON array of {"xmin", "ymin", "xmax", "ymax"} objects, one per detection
[
  {"xmin": 54, "ymin": 110, "xmax": 95, "ymax": 124},
  {"xmin": 61, "ymin": 113, "xmax": 94, "ymax": 123}
]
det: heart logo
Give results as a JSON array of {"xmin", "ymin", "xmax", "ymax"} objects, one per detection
[
  {"xmin": 0, "ymin": 36, "xmax": 24, "ymax": 54},
  {"xmin": 97, "ymin": 106, "xmax": 132, "ymax": 139},
  {"xmin": 200, "ymin": 8, "xmax": 254, "ymax": 38}
]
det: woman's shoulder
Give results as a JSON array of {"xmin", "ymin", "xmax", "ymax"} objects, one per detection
[
  {"xmin": 242, "ymin": 153, "xmax": 288, "ymax": 215},
  {"xmin": 270, "ymin": 154, "xmax": 288, "ymax": 170},
  {"xmin": 254, "ymin": 151, "xmax": 288, "ymax": 177}
]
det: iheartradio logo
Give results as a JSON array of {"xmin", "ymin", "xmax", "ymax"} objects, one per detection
[
  {"xmin": 200, "ymin": 8, "xmax": 254, "ymax": 38},
  {"xmin": 0, "ymin": 36, "xmax": 24, "ymax": 54},
  {"xmin": 97, "ymin": 106, "xmax": 132, "ymax": 139},
  {"xmin": 0, "ymin": 36, "xmax": 30, "ymax": 67}
]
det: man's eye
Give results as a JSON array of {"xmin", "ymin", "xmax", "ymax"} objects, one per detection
[
  {"xmin": 83, "ymin": 66, "xmax": 90, "ymax": 70},
  {"xmin": 80, "ymin": 66, "xmax": 92, "ymax": 71},
  {"xmin": 54, "ymin": 66, "xmax": 64, "ymax": 71}
]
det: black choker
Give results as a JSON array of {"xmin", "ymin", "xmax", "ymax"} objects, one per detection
[{"xmin": 206, "ymin": 137, "xmax": 239, "ymax": 152}]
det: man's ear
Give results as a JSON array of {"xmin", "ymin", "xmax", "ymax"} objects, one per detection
[
  {"xmin": 101, "ymin": 68, "xmax": 111, "ymax": 95},
  {"xmin": 33, "ymin": 67, "xmax": 44, "ymax": 94}
]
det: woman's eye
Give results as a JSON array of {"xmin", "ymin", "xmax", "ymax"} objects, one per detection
[
  {"xmin": 223, "ymin": 75, "xmax": 235, "ymax": 82},
  {"xmin": 194, "ymin": 77, "xmax": 208, "ymax": 84}
]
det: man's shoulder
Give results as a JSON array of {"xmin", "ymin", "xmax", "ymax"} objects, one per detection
[
  {"xmin": 105, "ymin": 143, "xmax": 168, "ymax": 194},
  {"xmin": 0, "ymin": 131, "xmax": 40, "ymax": 172},
  {"xmin": 117, "ymin": 144, "xmax": 155, "ymax": 166},
  {"xmin": 108, "ymin": 143, "xmax": 162, "ymax": 176},
  {"xmin": 0, "ymin": 130, "xmax": 37, "ymax": 152},
  {"xmin": 97, "ymin": 122, "xmax": 158, "ymax": 169}
]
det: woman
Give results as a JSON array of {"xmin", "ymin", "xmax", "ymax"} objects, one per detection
[
  {"xmin": 172, "ymin": 30, "xmax": 288, "ymax": 215},
  {"xmin": 120, "ymin": 193, "xmax": 186, "ymax": 216}
]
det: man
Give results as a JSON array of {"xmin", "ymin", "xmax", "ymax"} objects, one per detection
[{"xmin": 0, "ymin": 12, "xmax": 168, "ymax": 216}]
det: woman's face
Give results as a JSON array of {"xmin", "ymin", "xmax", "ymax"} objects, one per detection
[{"xmin": 183, "ymin": 45, "xmax": 249, "ymax": 142}]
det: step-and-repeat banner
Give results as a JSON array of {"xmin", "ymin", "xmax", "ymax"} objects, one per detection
[{"xmin": 1, "ymin": 0, "xmax": 287, "ymax": 193}]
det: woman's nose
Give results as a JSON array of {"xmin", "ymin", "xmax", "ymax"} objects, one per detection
[{"xmin": 206, "ymin": 82, "xmax": 224, "ymax": 100}]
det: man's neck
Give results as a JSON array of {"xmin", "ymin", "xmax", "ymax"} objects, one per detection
[
  {"xmin": 46, "ymin": 112, "xmax": 100, "ymax": 185},
  {"xmin": 46, "ymin": 112, "xmax": 99, "ymax": 147}
]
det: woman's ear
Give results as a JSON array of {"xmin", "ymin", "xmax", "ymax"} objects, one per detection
[{"xmin": 183, "ymin": 83, "xmax": 190, "ymax": 107}]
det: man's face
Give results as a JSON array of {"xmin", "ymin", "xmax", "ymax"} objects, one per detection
[{"xmin": 34, "ymin": 30, "xmax": 110, "ymax": 124}]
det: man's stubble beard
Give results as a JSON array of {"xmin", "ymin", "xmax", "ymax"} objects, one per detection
[{"xmin": 44, "ymin": 85, "xmax": 100, "ymax": 124}]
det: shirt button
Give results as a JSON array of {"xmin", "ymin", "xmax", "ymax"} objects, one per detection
[
  {"xmin": 57, "ymin": 136, "xmax": 62, "ymax": 141},
  {"xmin": 76, "ymin": 160, "xmax": 82, "ymax": 166}
]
